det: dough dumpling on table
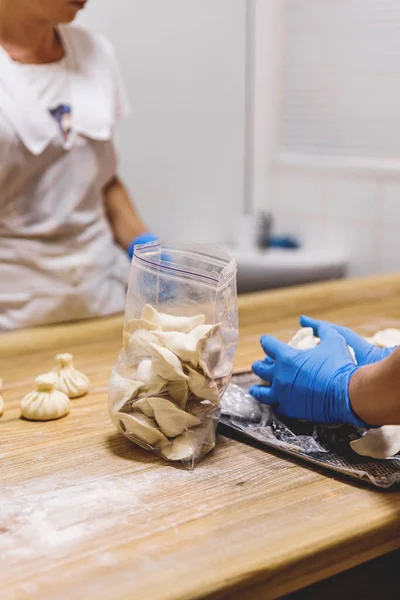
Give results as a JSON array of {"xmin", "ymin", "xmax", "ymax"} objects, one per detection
[{"xmin": 21, "ymin": 373, "xmax": 70, "ymax": 421}]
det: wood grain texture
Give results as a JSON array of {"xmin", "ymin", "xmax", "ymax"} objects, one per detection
[{"xmin": 0, "ymin": 274, "xmax": 399, "ymax": 600}]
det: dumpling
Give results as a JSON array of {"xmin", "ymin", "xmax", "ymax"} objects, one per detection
[
  {"xmin": 161, "ymin": 421, "xmax": 216, "ymax": 462},
  {"xmin": 350, "ymin": 426, "xmax": 400, "ymax": 459},
  {"xmin": 136, "ymin": 359, "xmax": 166, "ymax": 395},
  {"xmin": 123, "ymin": 319, "xmax": 160, "ymax": 358},
  {"xmin": 167, "ymin": 381, "xmax": 189, "ymax": 409},
  {"xmin": 289, "ymin": 328, "xmax": 320, "ymax": 350},
  {"xmin": 146, "ymin": 397, "xmax": 201, "ymax": 438},
  {"xmin": 0, "ymin": 377, "xmax": 4, "ymax": 417},
  {"xmin": 116, "ymin": 412, "xmax": 168, "ymax": 449},
  {"xmin": 153, "ymin": 330, "xmax": 198, "ymax": 364},
  {"xmin": 372, "ymin": 328, "xmax": 400, "ymax": 348},
  {"xmin": 150, "ymin": 343, "xmax": 189, "ymax": 381},
  {"xmin": 21, "ymin": 373, "xmax": 70, "ymax": 421},
  {"xmin": 190, "ymin": 324, "xmax": 222, "ymax": 372},
  {"xmin": 53, "ymin": 353, "xmax": 89, "ymax": 399},
  {"xmin": 108, "ymin": 371, "xmax": 143, "ymax": 413},
  {"xmin": 186, "ymin": 365, "xmax": 219, "ymax": 403},
  {"xmin": 142, "ymin": 305, "xmax": 205, "ymax": 333},
  {"xmin": 289, "ymin": 328, "xmax": 356, "ymax": 363}
]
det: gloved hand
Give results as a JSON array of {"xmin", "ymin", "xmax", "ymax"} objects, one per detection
[
  {"xmin": 300, "ymin": 315, "xmax": 395, "ymax": 365},
  {"xmin": 249, "ymin": 322, "xmax": 367, "ymax": 428},
  {"xmin": 127, "ymin": 233, "xmax": 159, "ymax": 260}
]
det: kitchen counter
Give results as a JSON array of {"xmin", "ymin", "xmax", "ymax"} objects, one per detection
[{"xmin": 1, "ymin": 274, "xmax": 399, "ymax": 600}]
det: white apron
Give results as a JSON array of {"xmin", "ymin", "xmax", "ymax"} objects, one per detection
[{"xmin": 0, "ymin": 25, "xmax": 131, "ymax": 331}]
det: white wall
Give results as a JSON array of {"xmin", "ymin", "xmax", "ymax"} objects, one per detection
[
  {"xmin": 79, "ymin": 0, "xmax": 247, "ymax": 244},
  {"xmin": 270, "ymin": 165, "xmax": 400, "ymax": 278}
]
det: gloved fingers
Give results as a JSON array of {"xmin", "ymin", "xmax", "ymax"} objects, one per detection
[
  {"xmin": 252, "ymin": 360, "xmax": 274, "ymax": 382},
  {"xmin": 299, "ymin": 315, "xmax": 327, "ymax": 335},
  {"xmin": 317, "ymin": 321, "xmax": 347, "ymax": 345},
  {"xmin": 260, "ymin": 335, "xmax": 290, "ymax": 360},
  {"xmin": 249, "ymin": 385, "xmax": 277, "ymax": 405}
]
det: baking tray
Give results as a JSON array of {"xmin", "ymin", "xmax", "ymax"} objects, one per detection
[{"xmin": 219, "ymin": 371, "xmax": 400, "ymax": 489}]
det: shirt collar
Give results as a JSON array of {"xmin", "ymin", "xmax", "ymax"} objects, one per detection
[
  {"xmin": 0, "ymin": 26, "xmax": 115, "ymax": 155},
  {"xmin": 0, "ymin": 46, "xmax": 60, "ymax": 155}
]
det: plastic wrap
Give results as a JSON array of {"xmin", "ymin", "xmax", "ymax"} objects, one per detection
[
  {"xmin": 109, "ymin": 242, "xmax": 238, "ymax": 469},
  {"xmin": 220, "ymin": 372, "xmax": 400, "ymax": 489}
]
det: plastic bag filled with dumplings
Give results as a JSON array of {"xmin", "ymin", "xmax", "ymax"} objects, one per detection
[{"xmin": 108, "ymin": 242, "xmax": 239, "ymax": 469}]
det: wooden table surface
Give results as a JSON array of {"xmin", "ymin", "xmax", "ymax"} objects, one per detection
[{"xmin": 1, "ymin": 274, "xmax": 399, "ymax": 600}]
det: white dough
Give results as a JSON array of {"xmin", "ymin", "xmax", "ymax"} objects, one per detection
[
  {"xmin": 186, "ymin": 365, "xmax": 219, "ymax": 403},
  {"xmin": 150, "ymin": 343, "xmax": 189, "ymax": 381},
  {"xmin": 289, "ymin": 328, "xmax": 356, "ymax": 363},
  {"xmin": 350, "ymin": 426, "xmax": 400, "ymax": 459},
  {"xmin": 167, "ymin": 380, "xmax": 189, "ymax": 409},
  {"xmin": 108, "ymin": 371, "xmax": 143, "ymax": 413},
  {"xmin": 53, "ymin": 353, "xmax": 89, "ymax": 399},
  {"xmin": 161, "ymin": 421, "xmax": 215, "ymax": 462},
  {"xmin": 116, "ymin": 412, "xmax": 169, "ymax": 449},
  {"xmin": 289, "ymin": 327, "xmax": 320, "ymax": 350},
  {"xmin": 136, "ymin": 359, "xmax": 166, "ymax": 394},
  {"xmin": 141, "ymin": 305, "xmax": 205, "ymax": 333},
  {"xmin": 153, "ymin": 330, "xmax": 199, "ymax": 364},
  {"xmin": 146, "ymin": 397, "xmax": 201, "ymax": 438},
  {"xmin": 21, "ymin": 373, "xmax": 70, "ymax": 421},
  {"xmin": 372, "ymin": 328, "xmax": 400, "ymax": 348}
]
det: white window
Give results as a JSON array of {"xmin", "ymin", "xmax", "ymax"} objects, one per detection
[{"xmin": 280, "ymin": 0, "xmax": 400, "ymax": 166}]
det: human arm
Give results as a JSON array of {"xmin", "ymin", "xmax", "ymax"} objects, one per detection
[
  {"xmin": 349, "ymin": 348, "xmax": 400, "ymax": 426},
  {"xmin": 103, "ymin": 175, "xmax": 157, "ymax": 257}
]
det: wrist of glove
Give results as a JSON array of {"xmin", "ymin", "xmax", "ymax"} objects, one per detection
[
  {"xmin": 300, "ymin": 316, "xmax": 396, "ymax": 365},
  {"xmin": 127, "ymin": 233, "xmax": 159, "ymax": 260},
  {"xmin": 250, "ymin": 322, "xmax": 367, "ymax": 428}
]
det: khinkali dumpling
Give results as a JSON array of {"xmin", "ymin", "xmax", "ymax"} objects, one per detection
[
  {"xmin": 161, "ymin": 421, "xmax": 216, "ymax": 462},
  {"xmin": 141, "ymin": 305, "xmax": 205, "ymax": 333},
  {"xmin": 108, "ymin": 371, "xmax": 143, "ymax": 413},
  {"xmin": 0, "ymin": 377, "xmax": 4, "ymax": 417},
  {"xmin": 186, "ymin": 365, "xmax": 219, "ymax": 403},
  {"xmin": 153, "ymin": 330, "xmax": 199, "ymax": 364},
  {"xmin": 21, "ymin": 373, "xmax": 70, "ymax": 421},
  {"xmin": 145, "ymin": 397, "xmax": 201, "ymax": 438},
  {"xmin": 123, "ymin": 319, "xmax": 160, "ymax": 358},
  {"xmin": 150, "ymin": 343, "xmax": 189, "ymax": 381},
  {"xmin": 136, "ymin": 359, "xmax": 166, "ymax": 394},
  {"xmin": 372, "ymin": 328, "xmax": 400, "ymax": 348},
  {"xmin": 350, "ymin": 426, "xmax": 400, "ymax": 459},
  {"xmin": 167, "ymin": 380, "xmax": 189, "ymax": 409},
  {"xmin": 53, "ymin": 353, "xmax": 89, "ymax": 399},
  {"xmin": 116, "ymin": 412, "xmax": 168, "ymax": 449}
]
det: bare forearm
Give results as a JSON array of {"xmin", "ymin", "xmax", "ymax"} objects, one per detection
[
  {"xmin": 349, "ymin": 347, "xmax": 400, "ymax": 425},
  {"xmin": 103, "ymin": 176, "xmax": 148, "ymax": 251}
]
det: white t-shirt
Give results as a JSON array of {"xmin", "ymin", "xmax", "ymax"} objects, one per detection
[
  {"xmin": 15, "ymin": 58, "xmax": 72, "ymax": 144},
  {"xmin": 0, "ymin": 26, "xmax": 132, "ymax": 331}
]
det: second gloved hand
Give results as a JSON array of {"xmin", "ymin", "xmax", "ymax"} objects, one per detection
[
  {"xmin": 127, "ymin": 233, "xmax": 159, "ymax": 260},
  {"xmin": 250, "ymin": 322, "xmax": 367, "ymax": 428},
  {"xmin": 300, "ymin": 316, "xmax": 395, "ymax": 365}
]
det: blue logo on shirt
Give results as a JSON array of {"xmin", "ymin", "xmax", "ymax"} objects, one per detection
[{"xmin": 49, "ymin": 104, "xmax": 72, "ymax": 140}]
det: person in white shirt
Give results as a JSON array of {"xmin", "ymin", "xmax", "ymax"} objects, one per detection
[{"xmin": 0, "ymin": 0, "xmax": 159, "ymax": 330}]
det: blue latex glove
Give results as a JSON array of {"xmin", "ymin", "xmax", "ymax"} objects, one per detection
[
  {"xmin": 127, "ymin": 233, "xmax": 159, "ymax": 260},
  {"xmin": 300, "ymin": 315, "xmax": 395, "ymax": 366},
  {"xmin": 249, "ymin": 322, "xmax": 367, "ymax": 428}
]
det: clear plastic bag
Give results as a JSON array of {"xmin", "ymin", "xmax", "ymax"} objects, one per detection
[{"xmin": 109, "ymin": 241, "xmax": 238, "ymax": 468}]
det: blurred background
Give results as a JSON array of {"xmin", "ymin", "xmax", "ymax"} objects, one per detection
[{"xmin": 80, "ymin": 0, "xmax": 399, "ymax": 292}]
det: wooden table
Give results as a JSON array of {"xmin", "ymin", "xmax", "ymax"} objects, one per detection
[{"xmin": 1, "ymin": 274, "xmax": 399, "ymax": 600}]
